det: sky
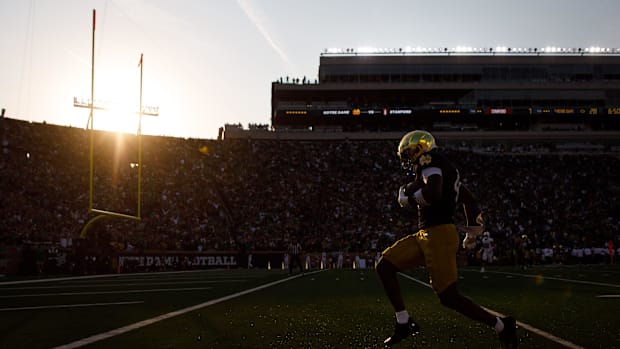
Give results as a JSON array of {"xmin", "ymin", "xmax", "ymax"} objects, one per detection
[{"xmin": 1, "ymin": 0, "xmax": 619, "ymax": 140}]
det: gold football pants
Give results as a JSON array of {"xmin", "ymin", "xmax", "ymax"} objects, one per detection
[{"xmin": 381, "ymin": 224, "xmax": 459, "ymax": 294}]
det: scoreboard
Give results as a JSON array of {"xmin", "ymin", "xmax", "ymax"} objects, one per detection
[
  {"xmin": 273, "ymin": 105, "xmax": 620, "ymax": 131},
  {"xmin": 277, "ymin": 106, "xmax": 620, "ymax": 118}
]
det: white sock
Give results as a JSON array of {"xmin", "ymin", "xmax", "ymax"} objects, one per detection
[
  {"xmin": 395, "ymin": 310, "xmax": 410, "ymax": 324},
  {"xmin": 494, "ymin": 317, "xmax": 504, "ymax": 333}
]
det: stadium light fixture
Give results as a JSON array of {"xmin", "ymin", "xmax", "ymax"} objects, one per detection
[
  {"xmin": 322, "ymin": 45, "xmax": 620, "ymax": 56},
  {"xmin": 357, "ymin": 46, "xmax": 376, "ymax": 54},
  {"xmin": 74, "ymin": 97, "xmax": 159, "ymax": 116}
]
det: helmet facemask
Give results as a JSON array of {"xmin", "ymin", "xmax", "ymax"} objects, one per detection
[{"xmin": 398, "ymin": 145, "xmax": 423, "ymax": 171}]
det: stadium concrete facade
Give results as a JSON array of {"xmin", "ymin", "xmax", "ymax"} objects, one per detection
[{"xmin": 267, "ymin": 49, "xmax": 620, "ymax": 135}]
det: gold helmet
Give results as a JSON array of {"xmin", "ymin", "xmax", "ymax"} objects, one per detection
[{"xmin": 397, "ymin": 130, "xmax": 437, "ymax": 170}]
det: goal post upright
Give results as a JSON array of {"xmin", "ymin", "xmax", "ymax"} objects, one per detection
[
  {"xmin": 137, "ymin": 53, "xmax": 144, "ymax": 219},
  {"xmin": 80, "ymin": 8, "xmax": 147, "ymax": 238},
  {"xmin": 88, "ymin": 8, "xmax": 96, "ymax": 214}
]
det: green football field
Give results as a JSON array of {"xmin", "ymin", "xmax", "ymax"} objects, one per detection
[{"xmin": 1, "ymin": 265, "xmax": 618, "ymax": 348}]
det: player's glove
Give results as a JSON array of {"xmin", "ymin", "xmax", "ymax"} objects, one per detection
[
  {"xmin": 397, "ymin": 185, "xmax": 410, "ymax": 208},
  {"xmin": 458, "ymin": 213, "xmax": 484, "ymax": 249},
  {"xmin": 462, "ymin": 232, "xmax": 478, "ymax": 250}
]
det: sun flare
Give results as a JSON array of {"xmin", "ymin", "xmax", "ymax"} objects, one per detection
[{"xmin": 88, "ymin": 68, "xmax": 162, "ymax": 136}]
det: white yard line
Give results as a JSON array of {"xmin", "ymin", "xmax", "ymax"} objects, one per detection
[
  {"xmin": 398, "ymin": 272, "xmax": 586, "ymax": 349},
  {"xmin": 51, "ymin": 270, "xmax": 326, "ymax": 349},
  {"xmin": 0, "ymin": 274, "xmax": 128, "ymax": 285},
  {"xmin": 0, "ymin": 269, "xmax": 245, "ymax": 286},
  {"xmin": 0, "ymin": 301, "xmax": 144, "ymax": 312},
  {"xmin": 0, "ymin": 280, "xmax": 245, "ymax": 290},
  {"xmin": 0, "ymin": 287, "xmax": 213, "ymax": 298},
  {"xmin": 483, "ymin": 270, "xmax": 620, "ymax": 288}
]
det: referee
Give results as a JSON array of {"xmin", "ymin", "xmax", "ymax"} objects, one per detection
[{"xmin": 288, "ymin": 237, "xmax": 304, "ymax": 275}]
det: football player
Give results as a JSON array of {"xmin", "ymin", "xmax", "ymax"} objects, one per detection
[
  {"xmin": 287, "ymin": 237, "xmax": 304, "ymax": 275},
  {"xmin": 376, "ymin": 130, "xmax": 518, "ymax": 348},
  {"xmin": 518, "ymin": 234, "xmax": 533, "ymax": 269},
  {"xmin": 479, "ymin": 231, "xmax": 495, "ymax": 272}
]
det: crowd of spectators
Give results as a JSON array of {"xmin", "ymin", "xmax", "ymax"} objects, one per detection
[{"xmin": 1, "ymin": 117, "xmax": 619, "ymax": 274}]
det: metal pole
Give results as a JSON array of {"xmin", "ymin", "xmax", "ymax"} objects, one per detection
[
  {"xmin": 137, "ymin": 53, "xmax": 143, "ymax": 218},
  {"xmin": 88, "ymin": 9, "xmax": 96, "ymax": 212}
]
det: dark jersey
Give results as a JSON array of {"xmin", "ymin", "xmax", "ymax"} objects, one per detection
[{"xmin": 414, "ymin": 150, "xmax": 461, "ymax": 228}]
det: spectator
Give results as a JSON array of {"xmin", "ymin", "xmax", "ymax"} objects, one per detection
[{"xmin": 1, "ymin": 117, "xmax": 618, "ymax": 274}]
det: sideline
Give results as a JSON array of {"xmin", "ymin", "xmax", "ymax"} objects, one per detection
[
  {"xmin": 399, "ymin": 272, "xmax": 586, "ymax": 349},
  {"xmin": 0, "ymin": 287, "xmax": 213, "ymax": 298},
  {"xmin": 0, "ymin": 301, "xmax": 144, "ymax": 312},
  {"xmin": 51, "ymin": 269, "xmax": 325, "ymax": 349},
  {"xmin": 0, "ymin": 279, "xmax": 245, "ymax": 290},
  {"xmin": 0, "ymin": 269, "xmax": 233, "ymax": 286}
]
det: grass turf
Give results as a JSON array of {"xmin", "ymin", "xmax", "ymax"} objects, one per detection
[{"xmin": 1, "ymin": 265, "xmax": 619, "ymax": 348}]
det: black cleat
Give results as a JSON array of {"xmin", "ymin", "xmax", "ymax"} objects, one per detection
[
  {"xmin": 383, "ymin": 318, "xmax": 420, "ymax": 347},
  {"xmin": 498, "ymin": 316, "xmax": 518, "ymax": 348}
]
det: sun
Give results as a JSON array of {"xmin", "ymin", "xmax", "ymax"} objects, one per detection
[
  {"xmin": 88, "ymin": 61, "xmax": 163, "ymax": 136},
  {"xmin": 86, "ymin": 74, "xmax": 138, "ymax": 134}
]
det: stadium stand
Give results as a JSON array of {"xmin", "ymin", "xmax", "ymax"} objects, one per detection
[{"xmin": 1, "ymin": 117, "xmax": 619, "ymax": 275}]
